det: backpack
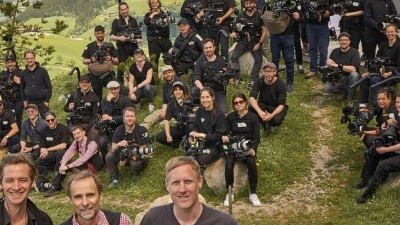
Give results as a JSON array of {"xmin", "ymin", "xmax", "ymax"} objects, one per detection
[{"xmin": 262, "ymin": 11, "xmax": 290, "ymax": 35}]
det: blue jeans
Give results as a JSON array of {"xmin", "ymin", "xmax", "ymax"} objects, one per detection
[
  {"xmin": 306, "ymin": 23, "xmax": 329, "ymax": 72},
  {"xmin": 270, "ymin": 34, "xmax": 295, "ymax": 84},
  {"xmin": 324, "ymin": 72, "xmax": 360, "ymax": 101},
  {"xmin": 360, "ymin": 74, "xmax": 385, "ymax": 106}
]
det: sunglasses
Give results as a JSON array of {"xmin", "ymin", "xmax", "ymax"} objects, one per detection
[
  {"xmin": 234, "ymin": 100, "xmax": 245, "ymax": 106},
  {"xmin": 26, "ymin": 109, "xmax": 36, "ymax": 114},
  {"xmin": 46, "ymin": 119, "xmax": 55, "ymax": 123}
]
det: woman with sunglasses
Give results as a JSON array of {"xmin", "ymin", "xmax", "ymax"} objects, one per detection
[
  {"xmin": 156, "ymin": 81, "xmax": 193, "ymax": 148},
  {"xmin": 188, "ymin": 87, "xmax": 226, "ymax": 167},
  {"xmin": 222, "ymin": 93, "xmax": 261, "ymax": 207}
]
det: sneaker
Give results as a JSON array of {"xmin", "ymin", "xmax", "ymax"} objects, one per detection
[
  {"xmin": 107, "ymin": 179, "xmax": 119, "ymax": 189},
  {"xmin": 223, "ymin": 193, "xmax": 234, "ymax": 207},
  {"xmin": 135, "ymin": 103, "xmax": 141, "ymax": 110},
  {"xmin": 356, "ymin": 196, "xmax": 369, "ymax": 204},
  {"xmin": 287, "ymin": 84, "xmax": 293, "ymax": 93},
  {"xmin": 44, "ymin": 186, "xmax": 59, "ymax": 197},
  {"xmin": 304, "ymin": 71, "xmax": 318, "ymax": 79},
  {"xmin": 336, "ymin": 92, "xmax": 346, "ymax": 101},
  {"xmin": 347, "ymin": 100, "xmax": 355, "ymax": 108},
  {"xmin": 297, "ymin": 65, "xmax": 304, "ymax": 74},
  {"xmin": 149, "ymin": 104, "xmax": 155, "ymax": 113},
  {"xmin": 279, "ymin": 66, "xmax": 286, "ymax": 72},
  {"xmin": 249, "ymin": 193, "xmax": 261, "ymax": 207},
  {"xmin": 247, "ymin": 81, "xmax": 254, "ymax": 89},
  {"xmin": 355, "ymin": 179, "xmax": 369, "ymax": 189},
  {"xmin": 270, "ymin": 126, "xmax": 278, "ymax": 133}
]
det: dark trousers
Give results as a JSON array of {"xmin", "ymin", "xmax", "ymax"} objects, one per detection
[
  {"xmin": 207, "ymin": 25, "xmax": 229, "ymax": 59},
  {"xmin": 8, "ymin": 100, "xmax": 24, "ymax": 129},
  {"xmin": 148, "ymin": 37, "xmax": 173, "ymax": 75},
  {"xmin": 51, "ymin": 163, "xmax": 88, "ymax": 190},
  {"xmin": 300, "ymin": 23, "xmax": 308, "ymax": 43},
  {"xmin": 270, "ymin": 34, "xmax": 295, "ymax": 84},
  {"xmin": 106, "ymin": 151, "xmax": 149, "ymax": 179},
  {"xmin": 36, "ymin": 149, "xmax": 67, "ymax": 186},
  {"xmin": 249, "ymin": 102, "xmax": 288, "ymax": 126},
  {"xmin": 173, "ymin": 62, "xmax": 194, "ymax": 77},
  {"xmin": 360, "ymin": 75, "xmax": 384, "ymax": 106},
  {"xmin": 362, "ymin": 154, "xmax": 400, "ymax": 198},
  {"xmin": 225, "ymin": 156, "xmax": 258, "ymax": 193},
  {"xmin": 294, "ymin": 21, "xmax": 303, "ymax": 65},
  {"xmin": 131, "ymin": 84, "xmax": 157, "ymax": 104},
  {"xmin": 156, "ymin": 124, "xmax": 193, "ymax": 148},
  {"xmin": 4, "ymin": 135, "xmax": 19, "ymax": 154},
  {"xmin": 360, "ymin": 148, "xmax": 397, "ymax": 180},
  {"xmin": 117, "ymin": 43, "xmax": 138, "ymax": 84},
  {"xmin": 363, "ymin": 29, "xmax": 387, "ymax": 60},
  {"xmin": 99, "ymin": 134, "xmax": 111, "ymax": 163},
  {"xmin": 230, "ymin": 41, "xmax": 263, "ymax": 82},
  {"xmin": 11, "ymin": 142, "xmax": 40, "ymax": 160},
  {"xmin": 191, "ymin": 146, "xmax": 221, "ymax": 167},
  {"xmin": 89, "ymin": 73, "xmax": 128, "ymax": 100}
]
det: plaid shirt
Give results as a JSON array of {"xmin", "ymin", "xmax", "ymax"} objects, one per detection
[
  {"xmin": 71, "ymin": 210, "xmax": 133, "ymax": 225},
  {"xmin": 60, "ymin": 137, "xmax": 98, "ymax": 168}
]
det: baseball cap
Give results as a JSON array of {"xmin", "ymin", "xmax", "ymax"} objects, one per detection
[
  {"xmin": 244, "ymin": 0, "xmax": 255, "ymax": 2},
  {"xmin": 162, "ymin": 65, "xmax": 174, "ymax": 73},
  {"xmin": 178, "ymin": 18, "xmax": 189, "ymax": 26},
  {"xmin": 262, "ymin": 62, "xmax": 276, "ymax": 69},
  {"xmin": 338, "ymin": 32, "xmax": 351, "ymax": 40},
  {"xmin": 5, "ymin": 55, "xmax": 16, "ymax": 61},
  {"xmin": 94, "ymin": 25, "xmax": 105, "ymax": 32},
  {"xmin": 134, "ymin": 48, "xmax": 145, "ymax": 55},
  {"xmin": 25, "ymin": 104, "xmax": 38, "ymax": 111},
  {"xmin": 107, "ymin": 81, "xmax": 120, "ymax": 89},
  {"xmin": 80, "ymin": 74, "xmax": 91, "ymax": 82},
  {"xmin": 172, "ymin": 81, "xmax": 185, "ymax": 89}
]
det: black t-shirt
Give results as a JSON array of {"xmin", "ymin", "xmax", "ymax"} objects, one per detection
[
  {"xmin": 374, "ymin": 104, "xmax": 397, "ymax": 128},
  {"xmin": 0, "ymin": 111, "xmax": 16, "ymax": 137},
  {"xmin": 202, "ymin": 0, "xmax": 236, "ymax": 25},
  {"xmin": 193, "ymin": 55, "xmax": 227, "ymax": 92},
  {"xmin": 129, "ymin": 61, "xmax": 155, "ymax": 85},
  {"xmin": 226, "ymin": 110, "xmax": 260, "ymax": 151},
  {"xmin": 249, "ymin": 77, "xmax": 287, "ymax": 107},
  {"xmin": 140, "ymin": 203, "xmax": 238, "ymax": 225},
  {"xmin": 39, "ymin": 123, "xmax": 70, "ymax": 149},
  {"xmin": 165, "ymin": 99, "xmax": 185, "ymax": 121},
  {"xmin": 329, "ymin": 47, "xmax": 361, "ymax": 76},
  {"xmin": 112, "ymin": 123, "xmax": 149, "ymax": 144},
  {"xmin": 81, "ymin": 41, "xmax": 118, "ymax": 59},
  {"xmin": 110, "ymin": 16, "xmax": 141, "ymax": 47},
  {"xmin": 377, "ymin": 38, "xmax": 400, "ymax": 72}
]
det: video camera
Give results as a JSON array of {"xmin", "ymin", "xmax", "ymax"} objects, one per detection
[
  {"xmin": 151, "ymin": 10, "xmax": 175, "ymax": 28},
  {"xmin": 92, "ymin": 42, "xmax": 115, "ymax": 64},
  {"xmin": 94, "ymin": 119, "xmax": 117, "ymax": 136},
  {"xmin": 184, "ymin": 2, "xmax": 202, "ymax": 18},
  {"xmin": 303, "ymin": 0, "xmax": 331, "ymax": 22},
  {"xmin": 119, "ymin": 136, "xmax": 155, "ymax": 160},
  {"xmin": 176, "ymin": 98, "xmax": 199, "ymax": 128},
  {"xmin": 318, "ymin": 65, "xmax": 343, "ymax": 83},
  {"xmin": 162, "ymin": 52, "xmax": 179, "ymax": 67},
  {"xmin": 203, "ymin": 0, "xmax": 225, "ymax": 26},
  {"xmin": 374, "ymin": 124, "xmax": 398, "ymax": 148},
  {"xmin": 185, "ymin": 136, "xmax": 210, "ymax": 167},
  {"xmin": 213, "ymin": 68, "xmax": 234, "ymax": 86},
  {"xmin": 117, "ymin": 25, "xmax": 143, "ymax": 43},
  {"xmin": 223, "ymin": 136, "xmax": 252, "ymax": 161},
  {"xmin": 264, "ymin": 0, "xmax": 299, "ymax": 18},
  {"xmin": 229, "ymin": 17, "xmax": 255, "ymax": 42},
  {"xmin": 341, "ymin": 103, "xmax": 374, "ymax": 135},
  {"xmin": 378, "ymin": 13, "xmax": 400, "ymax": 30},
  {"xmin": 365, "ymin": 57, "xmax": 391, "ymax": 73},
  {"xmin": 66, "ymin": 106, "xmax": 85, "ymax": 125}
]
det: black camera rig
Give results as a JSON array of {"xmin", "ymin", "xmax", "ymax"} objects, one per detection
[
  {"xmin": 66, "ymin": 106, "xmax": 85, "ymax": 126},
  {"xmin": 92, "ymin": 42, "xmax": 115, "ymax": 64},
  {"xmin": 341, "ymin": 102, "xmax": 374, "ymax": 135},
  {"xmin": 365, "ymin": 57, "xmax": 391, "ymax": 73},
  {"xmin": 116, "ymin": 25, "xmax": 143, "ymax": 43},
  {"xmin": 184, "ymin": 2, "xmax": 202, "ymax": 18},
  {"xmin": 176, "ymin": 98, "xmax": 199, "ymax": 128},
  {"xmin": 229, "ymin": 17, "xmax": 255, "ymax": 42},
  {"xmin": 94, "ymin": 119, "xmax": 118, "ymax": 136},
  {"xmin": 223, "ymin": 136, "xmax": 252, "ymax": 161},
  {"xmin": 151, "ymin": 10, "xmax": 176, "ymax": 28},
  {"xmin": 213, "ymin": 68, "xmax": 234, "ymax": 86},
  {"xmin": 318, "ymin": 65, "xmax": 343, "ymax": 83},
  {"xmin": 162, "ymin": 52, "xmax": 179, "ymax": 68},
  {"xmin": 378, "ymin": 13, "xmax": 400, "ymax": 30},
  {"xmin": 374, "ymin": 124, "xmax": 398, "ymax": 148},
  {"xmin": 185, "ymin": 136, "xmax": 211, "ymax": 167},
  {"xmin": 302, "ymin": 0, "xmax": 331, "ymax": 22},
  {"xmin": 264, "ymin": 0, "xmax": 300, "ymax": 18},
  {"xmin": 119, "ymin": 136, "xmax": 155, "ymax": 161}
]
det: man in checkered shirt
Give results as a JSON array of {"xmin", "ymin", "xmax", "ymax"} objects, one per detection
[{"xmin": 61, "ymin": 170, "xmax": 133, "ymax": 225}]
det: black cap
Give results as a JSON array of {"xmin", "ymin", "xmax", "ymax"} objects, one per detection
[
  {"xmin": 80, "ymin": 74, "xmax": 91, "ymax": 82},
  {"xmin": 134, "ymin": 48, "xmax": 145, "ymax": 55},
  {"xmin": 178, "ymin": 18, "xmax": 189, "ymax": 25},
  {"xmin": 94, "ymin": 25, "xmax": 105, "ymax": 32},
  {"xmin": 338, "ymin": 32, "xmax": 351, "ymax": 40},
  {"xmin": 5, "ymin": 55, "xmax": 16, "ymax": 61}
]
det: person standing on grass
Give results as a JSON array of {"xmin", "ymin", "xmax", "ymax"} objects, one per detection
[{"xmin": 61, "ymin": 170, "xmax": 133, "ymax": 224}]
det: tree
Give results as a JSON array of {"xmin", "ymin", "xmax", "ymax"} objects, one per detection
[{"xmin": 51, "ymin": 19, "xmax": 68, "ymax": 34}]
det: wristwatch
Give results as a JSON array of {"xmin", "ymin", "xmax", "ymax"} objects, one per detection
[
  {"xmin": 201, "ymin": 134, "xmax": 204, "ymax": 138},
  {"xmin": 5, "ymin": 135, "xmax": 9, "ymax": 139}
]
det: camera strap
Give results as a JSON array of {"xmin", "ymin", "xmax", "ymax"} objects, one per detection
[{"xmin": 177, "ymin": 31, "xmax": 197, "ymax": 56}]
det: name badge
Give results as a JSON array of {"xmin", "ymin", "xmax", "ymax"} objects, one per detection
[
  {"xmin": 237, "ymin": 122, "xmax": 247, "ymax": 128},
  {"xmin": 389, "ymin": 113, "xmax": 394, "ymax": 118},
  {"xmin": 353, "ymin": 2, "xmax": 359, "ymax": 6},
  {"xmin": 46, "ymin": 137, "xmax": 53, "ymax": 141},
  {"xmin": 85, "ymin": 102, "xmax": 91, "ymax": 107},
  {"xmin": 2, "ymin": 121, "xmax": 8, "ymax": 125}
]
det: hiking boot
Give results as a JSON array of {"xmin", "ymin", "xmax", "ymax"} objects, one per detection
[
  {"xmin": 107, "ymin": 179, "xmax": 119, "ymax": 189},
  {"xmin": 149, "ymin": 104, "xmax": 155, "ymax": 113},
  {"xmin": 249, "ymin": 193, "xmax": 262, "ymax": 207},
  {"xmin": 287, "ymin": 84, "xmax": 293, "ymax": 93},
  {"xmin": 44, "ymin": 186, "xmax": 59, "ymax": 197},
  {"xmin": 223, "ymin": 193, "xmax": 234, "ymax": 207},
  {"xmin": 302, "ymin": 43, "xmax": 309, "ymax": 55},
  {"xmin": 304, "ymin": 71, "xmax": 318, "ymax": 79},
  {"xmin": 297, "ymin": 65, "xmax": 304, "ymax": 74},
  {"xmin": 270, "ymin": 126, "xmax": 278, "ymax": 133},
  {"xmin": 355, "ymin": 179, "xmax": 369, "ymax": 189},
  {"xmin": 347, "ymin": 100, "xmax": 355, "ymax": 108},
  {"xmin": 356, "ymin": 196, "xmax": 369, "ymax": 204},
  {"xmin": 336, "ymin": 92, "xmax": 346, "ymax": 101}
]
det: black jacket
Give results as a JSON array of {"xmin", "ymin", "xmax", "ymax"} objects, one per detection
[
  {"xmin": 0, "ymin": 67, "xmax": 22, "ymax": 102},
  {"xmin": 0, "ymin": 197, "xmax": 53, "ymax": 225},
  {"xmin": 20, "ymin": 62, "xmax": 52, "ymax": 103},
  {"xmin": 364, "ymin": 0, "xmax": 397, "ymax": 31},
  {"xmin": 172, "ymin": 29, "xmax": 203, "ymax": 63}
]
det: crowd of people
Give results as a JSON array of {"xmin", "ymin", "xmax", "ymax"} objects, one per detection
[{"xmin": 0, "ymin": 0, "xmax": 399, "ymax": 223}]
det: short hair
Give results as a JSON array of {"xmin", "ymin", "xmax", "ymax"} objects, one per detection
[
  {"xmin": 119, "ymin": 2, "xmax": 129, "ymax": 9},
  {"xmin": 378, "ymin": 87, "xmax": 394, "ymax": 104},
  {"xmin": 24, "ymin": 51, "xmax": 35, "ymax": 58},
  {"xmin": 203, "ymin": 38, "xmax": 215, "ymax": 47},
  {"xmin": 0, "ymin": 153, "xmax": 38, "ymax": 182},
  {"xmin": 123, "ymin": 106, "xmax": 136, "ymax": 116},
  {"xmin": 165, "ymin": 156, "xmax": 201, "ymax": 180},
  {"xmin": 385, "ymin": 24, "xmax": 398, "ymax": 33},
  {"xmin": 148, "ymin": 0, "xmax": 161, "ymax": 9},
  {"xmin": 44, "ymin": 111, "xmax": 56, "ymax": 118},
  {"xmin": 231, "ymin": 93, "xmax": 248, "ymax": 108},
  {"xmin": 65, "ymin": 170, "xmax": 103, "ymax": 198},
  {"xmin": 71, "ymin": 125, "xmax": 84, "ymax": 132}
]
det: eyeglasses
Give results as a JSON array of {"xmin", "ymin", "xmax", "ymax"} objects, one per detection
[
  {"xmin": 339, "ymin": 39, "xmax": 350, "ymax": 42},
  {"xmin": 80, "ymin": 81, "xmax": 90, "ymax": 84},
  {"xmin": 234, "ymin": 100, "xmax": 245, "ymax": 106},
  {"xmin": 26, "ymin": 109, "xmax": 36, "ymax": 114},
  {"xmin": 46, "ymin": 119, "xmax": 55, "ymax": 123}
]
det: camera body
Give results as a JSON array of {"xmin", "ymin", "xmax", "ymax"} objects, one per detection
[
  {"xmin": 341, "ymin": 103, "xmax": 374, "ymax": 135},
  {"xmin": 378, "ymin": 13, "xmax": 400, "ymax": 30},
  {"xmin": 223, "ymin": 136, "xmax": 252, "ymax": 161},
  {"xmin": 302, "ymin": 0, "xmax": 330, "ymax": 22},
  {"xmin": 213, "ymin": 68, "xmax": 234, "ymax": 85},
  {"xmin": 92, "ymin": 42, "xmax": 115, "ymax": 64},
  {"xmin": 0, "ymin": 74, "xmax": 16, "ymax": 105},
  {"xmin": 318, "ymin": 65, "xmax": 343, "ymax": 83},
  {"xmin": 374, "ymin": 124, "xmax": 398, "ymax": 148},
  {"xmin": 151, "ymin": 12, "xmax": 175, "ymax": 28},
  {"xmin": 185, "ymin": 2, "xmax": 202, "ymax": 17},
  {"xmin": 333, "ymin": 0, "xmax": 354, "ymax": 14},
  {"xmin": 117, "ymin": 26, "xmax": 142, "ymax": 43},
  {"xmin": 95, "ymin": 120, "xmax": 117, "ymax": 136},
  {"xmin": 66, "ymin": 106, "xmax": 86, "ymax": 125},
  {"xmin": 119, "ymin": 136, "xmax": 155, "ymax": 160},
  {"xmin": 162, "ymin": 52, "xmax": 179, "ymax": 66},
  {"xmin": 365, "ymin": 57, "xmax": 391, "ymax": 73},
  {"xmin": 176, "ymin": 98, "xmax": 199, "ymax": 128}
]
